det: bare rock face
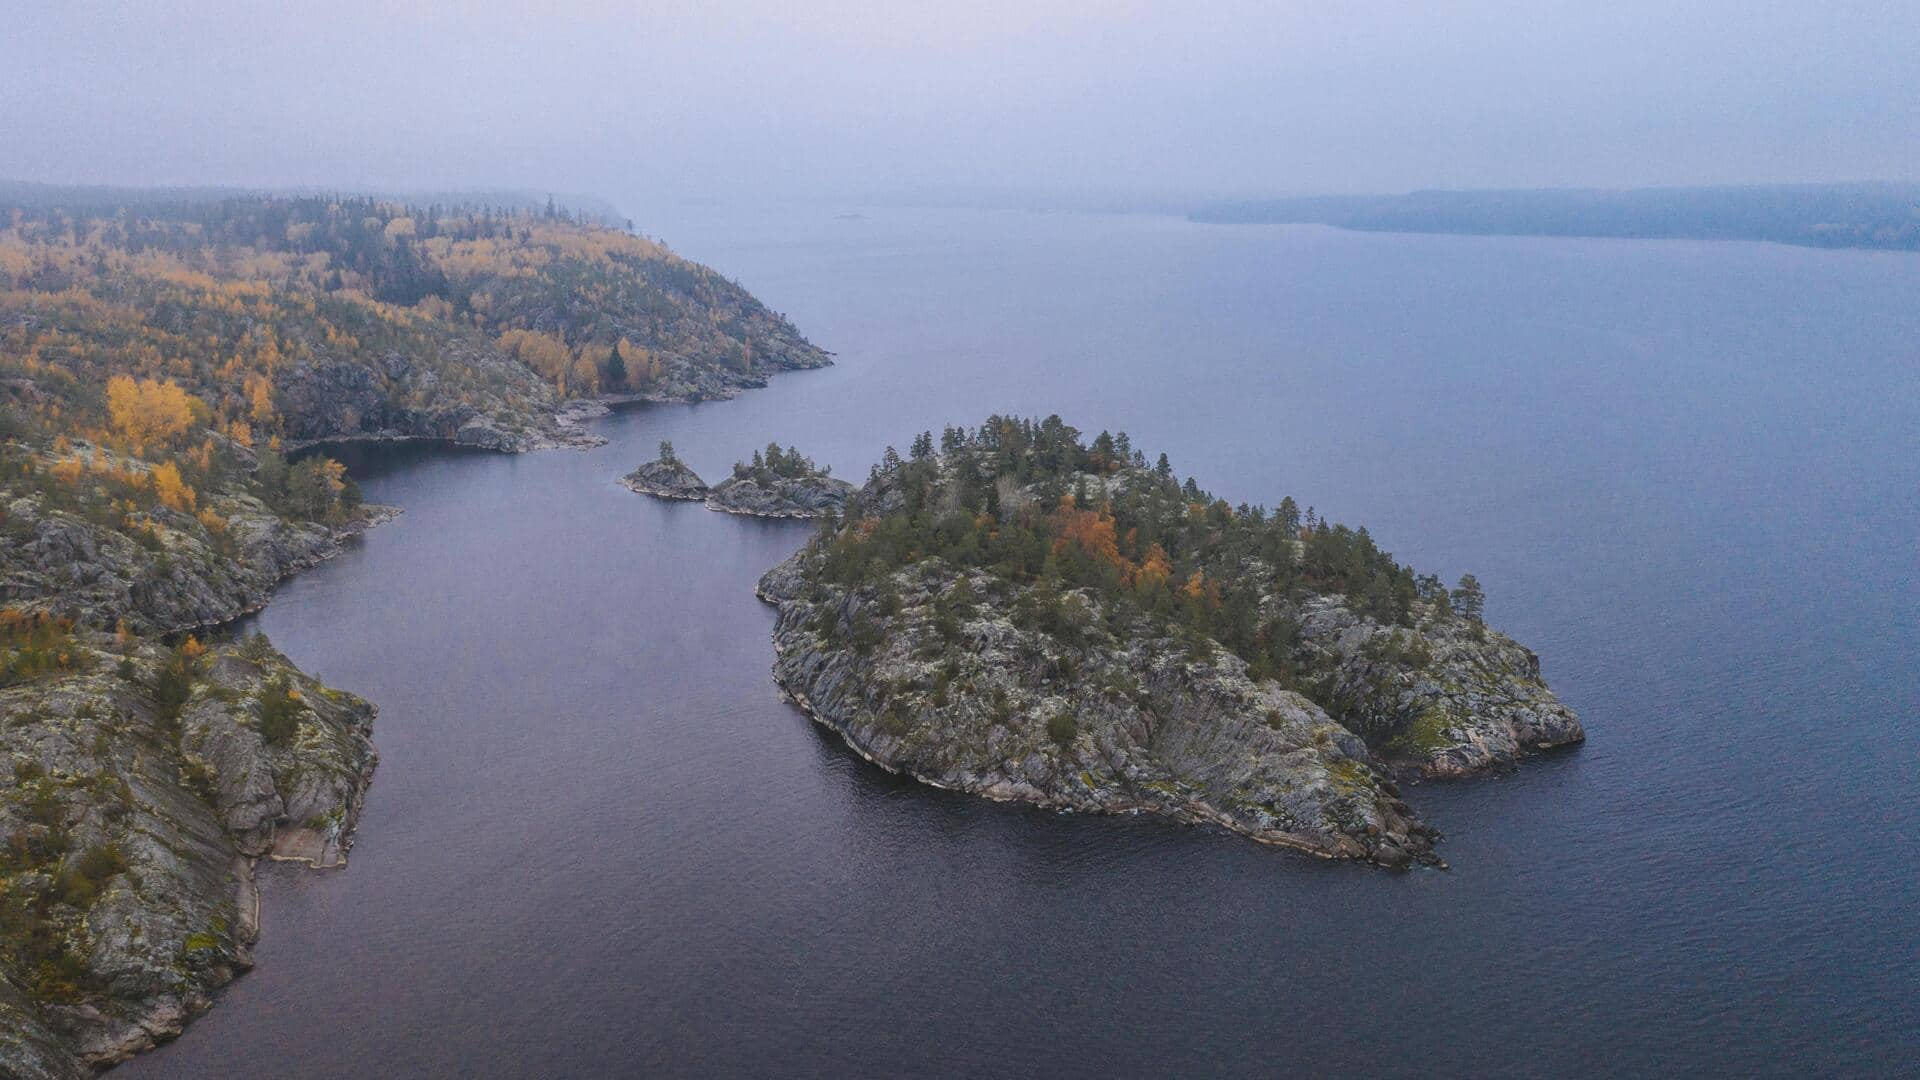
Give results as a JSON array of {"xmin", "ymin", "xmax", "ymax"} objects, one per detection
[
  {"xmin": 1290, "ymin": 597, "xmax": 1584, "ymax": 775},
  {"xmin": 275, "ymin": 335, "xmax": 573, "ymax": 451},
  {"xmin": 0, "ymin": 636, "xmax": 376, "ymax": 1077},
  {"xmin": 0, "ymin": 452, "xmax": 400, "ymax": 638},
  {"xmin": 758, "ymin": 557, "xmax": 1438, "ymax": 867}
]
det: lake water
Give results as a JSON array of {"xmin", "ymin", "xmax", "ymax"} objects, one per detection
[{"xmin": 123, "ymin": 209, "xmax": 1919, "ymax": 1077}]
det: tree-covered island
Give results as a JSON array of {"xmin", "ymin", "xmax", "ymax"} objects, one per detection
[{"xmin": 759, "ymin": 416, "xmax": 1584, "ymax": 865}]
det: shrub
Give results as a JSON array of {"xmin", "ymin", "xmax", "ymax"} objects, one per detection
[
  {"xmin": 75, "ymin": 843, "xmax": 127, "ymax": 883},
  {"xmin": 239, "ymin": 631, "xmax": 276, "ymax": 663},
  {"xmin": 1047, "ymin": 712, "xmax": 1078, "ymax": 747},
  {"xmin": 152, "ymin": 636, "xmax": 206, "ymax": 721},
  {"xmin": 256, "ymin": 672, "xmax": 305, "ymax": 745},
  {"xmin": 849, "ymin": 611, "xmax": 884, "ymax": 656},
  {"xmin": 0, "ymin": 610, "xmax": 88, "ymax": 687}
]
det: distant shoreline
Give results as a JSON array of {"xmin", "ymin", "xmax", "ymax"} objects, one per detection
[{"xmin": 1189, "ymin": 183, "xmax": 1920, "ymax": 252}]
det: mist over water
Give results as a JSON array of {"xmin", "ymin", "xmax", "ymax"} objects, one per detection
[
  {"xmin": 7, "ymin": 3, "xmax": 1919, "ymax": 201},
  {"xmin": 122, "ymin": 209, "xmax": 1919, "ymax": 1077}
]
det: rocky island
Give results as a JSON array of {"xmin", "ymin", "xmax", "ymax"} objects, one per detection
[
  {"xmin": 758, "ymin": 417, "xmax": 1583, "ymax": 866},
  {"xmin": 625, "ymin": 442, "xmax": 854, "ymax": 519},
  {"xmin": 620, "ymin": 442, "xmax": 711, "ymax": 501}
]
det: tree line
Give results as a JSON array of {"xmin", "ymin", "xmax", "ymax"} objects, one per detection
[{"xmin": 808, "ymin": 414, "xmax": 1489, "ymax": 684}]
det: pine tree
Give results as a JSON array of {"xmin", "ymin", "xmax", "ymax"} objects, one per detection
[
  {"xmin": 1091, "ymin": 430, "xmax": 1115, "ymax": 466},
  {"xmin": 1277, "ymin": 496, "xmax": 1301, "ymax": 535},
  {"xmin": 1452, "ymin": 574, "xmax": 1485, "ymax": 624},
  {"xmin": 604, "ymin": 341, "xmax": 627, "ymax": 388}
]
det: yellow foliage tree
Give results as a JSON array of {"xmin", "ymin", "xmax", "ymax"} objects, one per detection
[
  {"xmin": 568, "ymin": 353, "xmax": 600, "ymax": 396},
  {"xmin": 245, "ymin": 374, "xmax": 275, "ymax": 424},
  {"xmin": 107, "ymin": 376, "xmax": 196, "ymax": 448},
  {"xmin": 497, "ymin": 329, "xmax": 575, "ymax": 390},
  {"xmin": 151, "ymin": 460, "xmax": 196, "ymax": 511}
]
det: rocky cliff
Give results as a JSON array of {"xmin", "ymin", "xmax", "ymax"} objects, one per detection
[
  {"xmin": 1289, "ymin": 595, "xmax": 1584, "ymax": 776},
  {"xmin": 1, "ymin": 444, "xmax": 398, "ymax": 636},
  {"xmin": 0, "ymin": 440, "xmax": 392, "ymax": 1075},
  {"xmin": 759, "ymin": 557, "xmax": 1438, "ymax": 866},
  {"xmin": 0, "ymin": 634, "xmax": 376, "ymax": 1078},
  {"xmin": 1, "ymin": 194, "xmax": 832, "ymax": 460}
]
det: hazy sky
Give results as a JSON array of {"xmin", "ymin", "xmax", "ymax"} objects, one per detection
[{"xmin": 3, "ymin": 1, "xmax": 1915, "ymax": 207}]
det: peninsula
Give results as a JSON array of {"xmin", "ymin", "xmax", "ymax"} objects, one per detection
[{"xmin": 0, "ymin": 190, "xmax": 827, "ymax": 1076}]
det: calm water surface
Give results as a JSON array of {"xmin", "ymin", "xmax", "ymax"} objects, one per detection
[{"xmin": 125, "ymin": 210, "xmax": 1919, "ymax": 1077}]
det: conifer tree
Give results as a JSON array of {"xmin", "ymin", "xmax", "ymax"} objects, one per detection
[{"xmin": 1452, "ymin": 574, "xmax": 1485, "ymax": 624}]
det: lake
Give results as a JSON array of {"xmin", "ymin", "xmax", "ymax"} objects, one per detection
[{"xmin": 123, "ymin": 208, "xmax": 1920, "ymax": 1077}]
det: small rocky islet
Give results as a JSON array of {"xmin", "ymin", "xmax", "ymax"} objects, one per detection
[
  {"xmin": 623, "ymin": 442, "xmax": 854, "ymax": 519},
  {"xmin": 756, "ymin": 416, "xmax": 1584, "ymax": 867}
]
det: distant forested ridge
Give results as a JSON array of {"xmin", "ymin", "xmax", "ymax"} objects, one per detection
[
  {"xmin": 0, "ymin": 192, "xmax": 829, "ymax": 451},
  {"xmin": 1191, "ymin": 183, "xmax": 1920, "ymax": 250},
  {"xmin": 0, "ymin": 180, "xmax": 627, "ymax": 227}
]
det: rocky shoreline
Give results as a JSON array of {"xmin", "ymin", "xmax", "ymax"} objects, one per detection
[
  {"xmin": 2, "ymin": 447, "xmax": 402, "ymax": 636},
  {"xmin": 0, "ymin": 634, "xmax": 378, "ymax": 1077},
  {"xmin": 0, "ymin": 191, "xmax": 845, "ymax": 1077},
  {"xmin": 0, "ymin": 342, "xmax": 843, "ymax": 1078},
  {"xmin": 285, "ymin": 347, "xmax": 835, "ymax": 459},
  {"xmin": 620, "ymin": 455, "xmax": 711, "ymax": 501},
  {"xmin": 758, "ymin": 556, "xmax": 1442, "ymax": 867},
  {"xmin": 706, "ymin": 472, "xmax": 853, "ymax": 519}
]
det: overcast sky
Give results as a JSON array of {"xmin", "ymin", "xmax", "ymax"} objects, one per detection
[{"xmin": 3, "ymin": 1, "xmax": 1915, "ymax": 208}]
